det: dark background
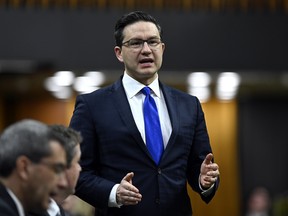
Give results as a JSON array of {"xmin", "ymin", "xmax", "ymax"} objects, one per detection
[
  {"xmin": 0, "ymin": 9, "xmax": 287, "ymax": 72},
  {"xmin": 1, "ymin": 8, "xmax": 288, "ymax": 215}
]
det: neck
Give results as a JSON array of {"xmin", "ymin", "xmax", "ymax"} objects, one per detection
[
  {"xmin": 1, "ymin": 175, "xmax": 27, "ymax": 212},
  {"xmin": 125, "ymin": 71, "xmax": 158, "ymax": 86}
]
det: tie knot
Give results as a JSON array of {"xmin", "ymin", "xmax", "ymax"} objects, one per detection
[{"xmin": 141, "ymin": 87, "xmax": 151, "ymax": 96}]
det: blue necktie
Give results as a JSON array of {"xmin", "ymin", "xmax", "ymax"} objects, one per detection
[{"xmin": 141, "ymin": 87, "xmax": 164, "ymax": 165}]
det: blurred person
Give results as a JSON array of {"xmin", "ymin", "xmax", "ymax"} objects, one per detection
[
  {"xmin": 28, "ymin": 124, "xmax": 83, "ymax": 216},
  {"xmin": 69, "ymin": 11, "xmax": 220, "ymax": 216},
  {"xmin": 246, "ymin": 187, "xmax": 271, "ymax": 216},
  {"xmin": 0, "ymin": 119, "xmax": 68, "ymax": 216},
  {"xmin": 50, "ymin": 125, "xmax": 83, "ymax": 205}
]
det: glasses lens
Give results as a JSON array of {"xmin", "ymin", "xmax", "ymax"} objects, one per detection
[
  {"xmin": 39, "ymin": 161, "xmax": 66, "ymax": 175},
  {"xmin": 123, "ymin": 38, "xmax": 161, "ymax": 49}
]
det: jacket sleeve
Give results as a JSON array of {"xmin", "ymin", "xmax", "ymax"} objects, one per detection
[{"xmin": 69, "ymin": 94, "xmax": 115, "ymax": 208}]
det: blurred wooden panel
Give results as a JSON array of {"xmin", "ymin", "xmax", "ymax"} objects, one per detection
[
  {"xmin": 0, "ymin": 0, "xmax": 287, "ymax": 12},
  {"xmin": 188, "ymin": 99, "xmax": 240, "ymax": 216},
  {"xmin": 13, "ymin": 97, "xmax": 72, "ymax": 126}
]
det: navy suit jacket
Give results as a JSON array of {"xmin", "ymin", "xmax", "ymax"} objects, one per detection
[
  {"xmin": 0, "ymin": 182, "xmax": 19, "ymax": 216},
  {"xmin": 70, "ymin": 77, "xmax": 219, "ymax": 216}
]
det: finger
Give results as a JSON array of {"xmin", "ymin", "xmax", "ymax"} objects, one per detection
[
  {"xmin": 122, "ymin": 172, "xmax": 134, "ymax": 183},
  {"xmin": 201, "ymin": 176, "xmax": 217, "ymax": 187},
  {"xmin": 124, "ymin": 191, "xmax": 142, "ymax": 200},
  {"xmin": 122, "ymin": 198, "xmax": 140, "ymax": 205},
  {"xmin": 206, "ymin": 169, "xmax": 220, "ymax": 178},
  {"xmin": 119, "ymin": 190, "xmax": 142, "ymax": 206},
  {"xmin": 204, "ymin": 153, "xmax": 213, "ymax": 165},
  {"xmin": 209, "ymin": 163, "xmax": 219, "ymax": 171},
  {"xmin": 120, "ymin": 173, "xmax": 140, "ymax": 193}
]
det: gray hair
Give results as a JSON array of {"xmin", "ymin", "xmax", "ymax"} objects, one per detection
[
  {"xmin": 49, "ymin": 124, "xmax": 82, "ymax": 167},
  {"xmin": 0, "ymin": 119, "xmax": 65, "ymax": 177}
]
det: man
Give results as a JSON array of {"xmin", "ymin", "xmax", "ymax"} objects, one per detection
[
  {"xmin": 0, "ymin": 119, "xmax": 68, "ymax": 216},
  {"xmin": 49, "ymin": 125, "xmax": 82, "ymax": 206},
  {"xmin": 28, "ymin": 124, "xmax": 83, "ymax": 216},
  {"xmin": 70, "ymin": 11, "xmax": 220, "ymax": 216}
]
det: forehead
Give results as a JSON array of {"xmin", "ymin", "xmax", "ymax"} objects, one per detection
[
  {"xmin": 123, "ymin": 21, "xmax": 160, "ymax": 39},
  {"xmin": 73, "ymin": 145, "xmax": 81, "ymax": 159},
  {"xmin": 46, "ymin": 140, "xmax": 66, "ymax": 164}
]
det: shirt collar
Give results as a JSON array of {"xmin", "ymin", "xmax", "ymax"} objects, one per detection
[
  {"xmin": 122, "ymin": 72, "xmax": 161, "ymax": 98},
  {"xmin": 6, "ymin": 188, "xmax": 25, "ymax": 216},
  {"xmin": 47, "ymin": 198, "xmax": 60, "ymax": 216}
]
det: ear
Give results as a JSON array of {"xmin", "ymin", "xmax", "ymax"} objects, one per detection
[
  {"xmin": 161, "ymin": 42, "xmax": 165, "ymax": 53},
  {"xmin": 114, "ymin": 46, "xmax": 124, "ymax": 63},
  {"xmin": 16, "ymin": 156, "xmax": 32, "ymax": 181}
]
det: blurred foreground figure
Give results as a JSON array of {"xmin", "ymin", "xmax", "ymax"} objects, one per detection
[
  {"xmin": 0, "ymin": 119, "xmax": 68, "ymax": 216},
  {"xmin": 28, "ymin": 124, "xmax": 83, "ymax": 216},
  {"xmin": 246, "ymin": 187, "xmax": 271, "ymax": 216}
]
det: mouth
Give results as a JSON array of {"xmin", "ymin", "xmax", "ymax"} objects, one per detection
[
  {"xmin": 50, "ymin": 191, "xmax": 57, "ymax": 197},
  {"xmin": 139, "ymin": 58, "xmax": 154, "ymax": 65}
]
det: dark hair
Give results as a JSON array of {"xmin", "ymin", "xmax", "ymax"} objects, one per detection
[
  {"xmin": 114, "ymin": 11, "xmax": 163, "ymax": 47},
  {"xmin": 49, "ymin": 124, "xmax": 82, "ymax": 167},
  {"xmin": 0, "ymin": 119, "xmax": 53, "ymax": 177}
]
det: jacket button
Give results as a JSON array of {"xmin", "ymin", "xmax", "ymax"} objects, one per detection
[
  {"xmin": 155, "ymin": 198, "xmax": 160, "ymax": 204},
  {"xmin": 158, "ymin": 168, "xmax": 162, "ymax": 175}
]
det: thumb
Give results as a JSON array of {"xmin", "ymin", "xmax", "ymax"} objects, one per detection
[
  {"xmin": 204, "ymin": 153, "xmax": 213, "ymax": 165},
  {"xmin": 122, "ymin": 172, "xmax": 134, "ymax": 183}
]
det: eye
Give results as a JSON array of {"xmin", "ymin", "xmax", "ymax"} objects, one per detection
[
  {"xmin": 53, "ymin": 164, "xmax": 66, "ymax": 174},
  {"xmin": 148, "ymin": 39, "xmax": 160, "ymax": 46},
  {"xmin": 129, "ymin": 39, "xmax": 143, "ymax": 46}
]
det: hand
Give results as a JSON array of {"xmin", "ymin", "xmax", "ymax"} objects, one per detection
[
  {"xmin": 116, "ymin": 172, "xmax": 142, "ymax": 205},
  {"xmin": 200, "ymin": 153, "xmax": 220, "ymax": 189}
]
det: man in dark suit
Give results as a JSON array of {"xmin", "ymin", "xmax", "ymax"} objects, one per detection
[
  {"xmin": 0, "ymin": 182, "xmax": 19, "ymax": 216},
  {"xmin": 69, "ymin": 11, "xmax": 220, "ymax": 216},
  {"xmin": 0, "ymin": 119, "xmax": 68, "ymax": 216},
  {"xmin": 27, "ymin": 125, "xmax": 83, "ymax": 216}
]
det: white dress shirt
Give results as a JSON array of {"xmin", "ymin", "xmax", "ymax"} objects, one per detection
[
  {"xmin": 7, "ymin": 188, "xmax": 25, "ymax": 216},
  {"xmin": 122, "ymin": 72, "xmax": 172, "ymax": 147},
  {"xmin": 108, "ymin": 72, "xmax": 213, "ymax": 207},
  {"xmin": 108, "ymin": 72, "xmax": 172, "ymax": 207},
  {"xmin": 47, "ymin": 198, "xmax": 61, "ymax": 216}
]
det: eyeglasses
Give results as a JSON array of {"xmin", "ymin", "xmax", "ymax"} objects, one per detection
[
  {"xmin": 122, "ymin": 38, "xmax": 162, "ymax": 50},
  {"xmin": 37, "ymin": 161, "xmax": 67, "ymax": 175}
]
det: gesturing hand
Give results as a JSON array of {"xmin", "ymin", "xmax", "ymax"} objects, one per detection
[
  {"xmin": 116, "ymin": 172, "xmax": 142, "ymax": 205},
  {"xmin": 200, "ymin": 153, "xmax": 220, "ymax": 189}
]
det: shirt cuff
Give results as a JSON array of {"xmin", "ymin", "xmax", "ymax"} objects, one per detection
[
  {"xmin": 199, "ymin": 174, "xmax": 215, "ymax": 197},
  {"xmin": 108, "ymin": 184, "xmax": 122, "ymax": 208}
]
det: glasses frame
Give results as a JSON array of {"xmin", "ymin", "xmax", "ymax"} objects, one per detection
[
  {"xmin": 35, "ymin": 160, "xmax": 67, "ymax": 175},
  {"xmin": 121, "ymin": 38, "xmax": 162, "ymax": 50}
]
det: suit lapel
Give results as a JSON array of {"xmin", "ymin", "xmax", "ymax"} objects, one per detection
[
  {"xmin": 0, "ymin": 182, "xmax": 19, "ymax": 216},
  {"xmin": 110, "ymin": 78, "xmax": 153, "ymax": 159},
  {"xmin": 159, "ymin": 83, "xmax": 180, "ymax": 162}
]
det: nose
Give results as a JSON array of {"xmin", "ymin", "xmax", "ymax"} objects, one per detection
[
  {"xmin": 57, "ymin": 172, "xmax": 68, "ymax": 188},
  {"xmin": 141, "ymin": 41, "xmax": 152, "ymax": 52}
]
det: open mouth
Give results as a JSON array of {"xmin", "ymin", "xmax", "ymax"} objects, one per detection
[
  {"xmin": 50, "ymin": 191, "xmax": 57, "ymax": 197},
  {"xmin": 139, "ymin": 58, "xmax": 154, "ymax": 64}
]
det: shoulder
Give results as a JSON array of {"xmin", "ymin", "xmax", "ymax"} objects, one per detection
[
  {"xmin": 0, "ymin": 199, "xmax": 19, "ymax": 216},
  {"xmin": 160, "ymin": 82, "xmax": 199, "ymax": 102},
  {"xmin": 77, "ymin": 78, "xmax": 123, "ymax": 101}
]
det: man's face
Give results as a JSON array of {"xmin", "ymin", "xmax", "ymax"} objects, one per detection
[
  {"xmin": 26, "ymin": 141, "xmax": 67, "ymax": 212},
  {"xmin": 114, "ymin": 21, "xmax": 165, "ymax": 85},
  {"xmin": 53, "ymin": 144, "xmax": 82, "ymax": 204}
]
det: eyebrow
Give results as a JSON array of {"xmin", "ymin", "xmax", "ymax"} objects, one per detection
[{"xmin": 128, "ymin": 36, "xmax": 160, "ymax": 40}]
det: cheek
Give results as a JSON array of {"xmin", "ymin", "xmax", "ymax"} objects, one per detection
[
  {"xmin": 27, "ymin": 179, "xmax": 51, "ymax": 209},
  {"xmin": 67, "ymin": 166, "xmax": 81, "ymax": 187},
  {"xmin": 123, "ymin": 53, "xmax": 137, "ymax": 64}
]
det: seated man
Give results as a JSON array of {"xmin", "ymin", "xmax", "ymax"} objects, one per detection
[
  {"xmin": 28, "ymin": 124, "xmax": 83, "ymax": 216},
  {"xmin": 0, "ymin": 119, "xmax": 68, "ymax": 216}
]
